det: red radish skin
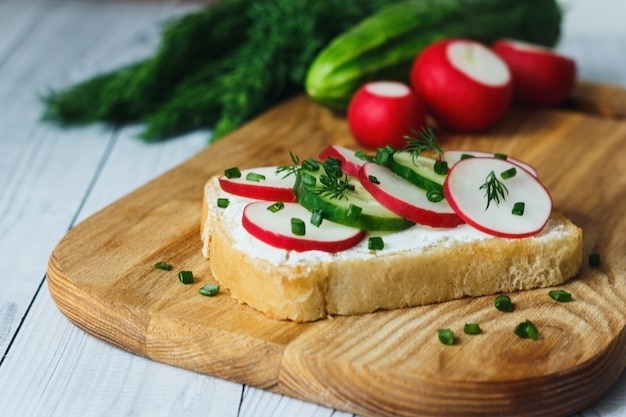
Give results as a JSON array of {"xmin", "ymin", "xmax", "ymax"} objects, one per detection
[
  {"xmin": 319, "ymin": 144, "xmax": 369, "ymax": 177},
  {"xmin": 219, "ymin": 166, "xmax": 296, "ymax": 202},
  {"xmin": 359, "ymin": 162, "xmax": 463, "ymax": 228},
  {"xmin": 242, "ymin": 202, "xmax": 365, "ymax": 252},
  {"xmin": 347, "ymin": 81, "xmax": 426, "ymax": 149},
  {"xmin": 410, "ymin": 38, "xmax": 512, "ymax": 132},
  {"xmin": 443, "ymin": 157, "xmax": 552, "ymax": 238},
  {"xmin": 444, "ymin": 149, "xmax": 538, "ymax": 177},
  {"xmin": 492, "ymin": 39, "xmax": 577, "ymax": 107}
]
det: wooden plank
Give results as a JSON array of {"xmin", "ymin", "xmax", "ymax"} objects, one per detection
[
  {"xmin": 0, "ymin": 0, "xmax": 199, "ymax": 355},
  {"xmin": 46, "ymin": 91, "xmax": 626, "ymax": 416},
  {"xmin": 0, "ymin": 3, "xmax": 247, "ymax": 417}
]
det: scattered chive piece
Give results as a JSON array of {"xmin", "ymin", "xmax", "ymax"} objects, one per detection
[
  {"xmin": 178, "ymin": 270, "xmax": 194, "ymax": 284},
  {"xmin": 291, "ymin": 217, "xmax": 306, "ymax": 236},
  {"xmin": 245, "ymin": 172, "xmax": 266, "ymax": 182},
  {"xmin": 434, "ymin": 160, "xmax": 448, "ymax": 175},
  {"xmin": 324, "ymin": 156, "xmax": 342, "ymax": 170},
  {"xmin": 512, "ymin": 201, "xmax": 525, "ymax": 216},
  {"xmin": 375, "ymin": 145, "xmax": 396, "ymax": 166},
  {"xmin": 500, "ymin": 167, "xmax": 517, "ymax": 180},
  {"xmin": 589, "ymin": 253, "xmax": 601, "ymax": 267},
  {"xmin": 154, "ymin": 261, "xmax": 173, "ymax": 271},
  {"xmin": 463, "ymin": 323, "xmax": 482, "ymax": 335},
  {"xmin": 199, "ymin": 283, "xmax": 220, "ymax": 297},
  {"xmin": 347, "ymin": 204, "xmax": 362, "ymax": 219},
  {"xmin": 267, "ymin": 201, "xmax": 284, "ymax": 213},
  {"xmin": 495, "ymin": 294, "xmax": 514, "ymax": 312},
  {"xmin": 426, "ymin": 189, "xmax": 444, "ymax": 202},
  {"xmin": 548, "ymin": 289, "xmax": 572, "ymax": 302},
  {"xmin": 301, "ymin": 172, "xmax": 317, "ymax": 187},
  {"xmin": 437, "ymin": 328, "xmax": 455, "ymax": 345},
  {"xmin": 217, "ymin": 198, "xmax": 230, "ymax": 208},
  {"xmin": 224, "ymin": 166, "xmax": 241, "ymax": 179},
  {"xmin": 514, "ymin": 319, "xmax": 539, "ymax": 340},
  {"xmin": 368, "ymin": 175, "xmax": 380, "ymax": 185},
  {"xmin": 368, "ymin": 236, "xmax": 384, "ymax": 250},
  {"xmin": 355, "ymin": 151, "xmax": 374, "ymax": 162},
  {"xmin": 494, "ymin": 152, "xmax": 508, "ymax": 160},
  {"xmin": 302, "ymin": 159, "xmax": 320, "ymax": 171},
  {"xmin": 460, "ymin": 153, "xmax": 475, "ymax": 160},
  {"xmin": 310, "ymin": 209, "xmax": 324, "ymax": 227}
]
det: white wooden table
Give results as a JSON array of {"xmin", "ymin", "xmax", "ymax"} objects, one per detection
[{"xmin": 1, "ymin": 0, "xmax": 625, "ymax": 416}]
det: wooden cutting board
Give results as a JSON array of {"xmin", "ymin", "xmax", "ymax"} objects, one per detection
[{"xmin": 47, "ymin": 82, "xmax": 626, "ymax": 417}]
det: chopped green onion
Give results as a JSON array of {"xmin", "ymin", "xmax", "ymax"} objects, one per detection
[
  {"xmin": 267, "ymin": 201, "xmax": 284, "ymax": 213},
  {"xmin": 514, "ymin": 319, "xmax": 539, "ymax": 340},
  {"xmin": 375, "ymin": 145, "xmax": 396, "ymax": 166},
  {"xmin": 589, "ymin": 253, "xmax": 601, "ymax": 267},
  {"xmin": 434, "ymin": 160, "xmax": 448, "ymax": 175},
  {"xmin": 154, "ymin": 261, "xmax": 173, "ymax": 271},
  {"xmin": 460, "ymin": 153, "xmax": 475, "ymax": 160},
  {"xmin": 224, "ymin": 166, "xmax": 241, "ymax": 179},
  {"xmin": 302, "ymin": 159, "xmax": 320, "ymax": 171},
  {"xmin": 494, "ymin": 153, "xmax": 508, "ymax": 160},
  {"xmin": 300, "ymin": 172, "xmax": 317, "ymax": 187},
  {"xmin": 495, "ymin": 294, "xmax": 514, "ymax": 312},
  {"xmin": 347, "ymin": 204, "xmax": 362, "ymax": 219},
  {"xmin": 198, "ymin": 283, "xmax": 220, "ymax": 297},
  {"xmin": 512, "ymin": 202, "xmax": 525, "ymax": 216},
  {"xmin": 310, "ymin": 209, "xmax": 324, "ymax": 227},
  {"xmin": 368, "ymin": 236, "xmax": 384, "ymax": 250},
  {"xmin": 368, "ymin": 175, "xmax": 380, "ymax": 185},
  {"xmin": 548, "ymin": 289, "xmax": 572, "ymax": 302},
  {"xmin": 500, "ymin": 167, "xmax": 517, "ymax": 180},
  {"xmin": 437, "ymin": 328, "xmax": 455, "ymax": 345},
  {"xmin": 322, "ymin": 158, "xmax": 343, "ymax": 179},
  {"xmin": 178, "ymin": 270, "xmax": 194, "ymax": 284},
  {"xmin": 291, "ymin": 218, "xmax": 306, "ymax": 236},
  {"xmin": 426, "ymin": 189, "xmax": 444, "ymax": 202},
  {"xmin": 245, "ymin": 172, "xmax": 266, "ymax": 182},
  {"xmin": 355, "ymin": 151, "xmax": 374, "ymax": 162},
  {"xmin": 217, "ymin": 198, "xmax": 230, "ymax": 208},
  {"xmin": 463, "ymin": 323, "xmax": 482, "ymax": 335}
]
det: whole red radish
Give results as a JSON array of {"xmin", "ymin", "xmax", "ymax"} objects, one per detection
[
  {"xmin": 347, "ymin": 81, "xmax": 426, "ymax": 149},
  {"xmin": 410, "ymin": 38, "xmax": 512, "ymax": 132},
  {"xmin": 492, "ymin": 38, "xmax": 577, "ymax": 107}
]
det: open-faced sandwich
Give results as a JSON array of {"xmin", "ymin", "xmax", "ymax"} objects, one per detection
[{"xmin": 201, "ymin": 130, "xmax": 582, "ymax": 322}]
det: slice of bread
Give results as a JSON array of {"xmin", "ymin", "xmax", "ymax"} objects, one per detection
[{"xmin": 201, "ymin": 175, "xmax": 582, "ymax": 322}]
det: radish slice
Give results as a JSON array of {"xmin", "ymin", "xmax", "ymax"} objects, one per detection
[
  {"xmin": 359, "ymin": 162, "xmax": 463, "ymax": 228},
  {"xmin": 444, "ymin": 150, "xmax": 538, "ymax": 177},
  {"xmin": 319, "ymin": 144, "xmax": 371, "ymax": 176},
  {"xmin": 444, "ymin": 157, "xmax": 552, "ymax": 238},
  {"xmin": 219, "ymin": 166, "xmax": 296, "ymax": 202},
  {"xmin": 242, "ymin": 202, "xmax": 365, "ymax": 252}
]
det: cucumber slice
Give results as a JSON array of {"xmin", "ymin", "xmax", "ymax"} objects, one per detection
[
  {"xmin": 295, "ymin": 165, "xmax": 414, "ymax": 231},
  {"xmin": 390, "ymin": 151, "xmax": 446, "ymax": 193}
]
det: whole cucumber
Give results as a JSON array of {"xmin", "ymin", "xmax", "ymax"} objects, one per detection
[{"xmin": 305, "ymin": 0, "xmax": 563, "ymax": 112}]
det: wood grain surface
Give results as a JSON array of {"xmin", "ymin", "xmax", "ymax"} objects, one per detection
[{"xmin": 47, "ymin": 84, "xmax": 626, "ymax": 417}]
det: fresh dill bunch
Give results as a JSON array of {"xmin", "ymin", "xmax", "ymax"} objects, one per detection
[{"xmin": 41, "ymin": 0, "xmax": 398, "ymax": 141}]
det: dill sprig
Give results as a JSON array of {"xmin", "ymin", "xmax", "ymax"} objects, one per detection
[
  {"xmin": 480, "ymin": 170, "xmax": 508, "ymax": 209},
  {"xmin": 276, "ymin": 151, "xmax": 301, "ymax": 179},
  {"xmin": 402, "ymin": 127, "xmax": 444, "ymax": 161},
  {"xmin": 314, "ymin": 160, "xmax": 355, "ymax": 201}
]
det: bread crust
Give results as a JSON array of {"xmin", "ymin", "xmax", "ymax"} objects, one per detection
[{"xmin": 201, "ymin": 176, "xmax": 582, "ymax": 322}]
